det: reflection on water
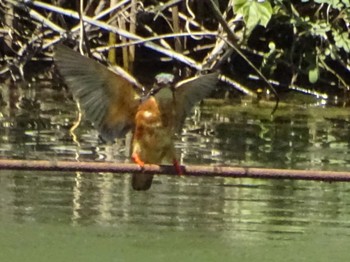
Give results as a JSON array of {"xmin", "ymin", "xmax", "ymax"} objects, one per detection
[
  {"xmin": 2, "ymin": 82, "xmax": 350, "ymax": 169},
  {"xmin": 2, "ymin": 170, "xmax": 350, "ymax": 236},
  {"xmin": 1, "ymin": 81, "xmax": 350, "ymax": 260}
]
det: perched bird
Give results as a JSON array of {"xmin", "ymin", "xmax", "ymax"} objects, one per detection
[{"xmin": 54, "ymin": 44, "xmax": 218, "ymax": 190}]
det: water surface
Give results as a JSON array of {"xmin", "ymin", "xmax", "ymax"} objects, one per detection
[{"xmin": 1, "ymin": 81, "xmax": 350, "ymax": 261}]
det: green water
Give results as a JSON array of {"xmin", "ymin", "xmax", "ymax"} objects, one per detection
[
  {"xmin": 1, "ymin": 82, "xmax": 350, "ymax": 261},
  {"xmin": 0, "ymin": 222, "xmax": 348, "ymax": 262},
  {"xmin": 1, "ymin": 171, "xmax": 350, "ymax": 261}
]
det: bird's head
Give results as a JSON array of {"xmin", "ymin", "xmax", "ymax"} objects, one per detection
[{"xmin": 142, "ymin": 73, "xmax": 175, "ymax": 104}]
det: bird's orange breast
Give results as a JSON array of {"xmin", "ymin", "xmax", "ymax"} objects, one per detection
[
  {"xmin": 132, "ymin": 96, "xmax": 175, "ymax": 165},
  {"xmin": 134, "ymin": 97, "xmax": 162, "ymax": 141}
]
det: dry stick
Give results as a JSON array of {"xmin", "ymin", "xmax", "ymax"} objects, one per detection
[
  {"xmin": 42, "ymin": 0, "xmax": 130, "ymax": 49},
  {"xmin": 96, "ymin": 32, "xmax": 218, "ymax": 51},
  {"xmin": 29, "ymin": 0, "xmax": 202, "ymax": 70},
  {"xmin": 172, "ymin": 5, "xmax": 182, "ymax": 53},
  {"xmin": 128, "ymin": 0, "xmax": 137, "ymax": 72},
  {"xmin": 14, "ymin": 0, "xmax": 217, "ymax": 70},
  {"xmin": 108, "ymin": 0, "xmax": 118, "ymax": 65},
  {"xmin": 1, "ymin": 159, "xmax": 350, "ymax": 182}
]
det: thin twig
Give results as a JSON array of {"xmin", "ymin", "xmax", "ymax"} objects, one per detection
[
  {"xmin": 29, "ymin": 0, "xmax": 204, "ymax": 69},
  {"xmin": 95, "ymin": 31, "xmax": 217, "ymax": 51},
  {"xmin": 42, "ymin": 0, "xmax": 131, "ymax": 50}
]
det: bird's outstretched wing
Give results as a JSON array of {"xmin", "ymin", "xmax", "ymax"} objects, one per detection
[
  {"xmin": 55, "ymin": 45, "xmax": 140, "ymax": 141},
  {"xmin": 174, "ymin": 73, "xmax": 219, "ymax": 132}
]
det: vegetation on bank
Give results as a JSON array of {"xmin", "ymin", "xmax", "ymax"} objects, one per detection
[{"xmin": 0, "ymin": 0, "xmax": 349, "ymax": 103}]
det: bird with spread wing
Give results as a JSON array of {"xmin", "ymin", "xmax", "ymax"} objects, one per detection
[{"xmin": 55, "ymin": 45, "xmax": 219, "ymax": 190}]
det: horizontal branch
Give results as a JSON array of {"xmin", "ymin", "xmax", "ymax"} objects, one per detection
[{"xmin": 1, "ymin": 159, "xmax": 350, "ymax": 182}]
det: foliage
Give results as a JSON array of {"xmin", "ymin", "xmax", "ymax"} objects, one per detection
[
  {"xmin": 0, "ymin": 0, "xmax": 349, "ymax": 101},
  {"xmin": 234, "ymin": 0, "xmax": 273, "ymax": 34},
  {"xmin": 232, "ymin": 0, "xmax": 349, "ymax": 93}
]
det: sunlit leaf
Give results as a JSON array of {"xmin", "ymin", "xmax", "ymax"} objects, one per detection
[
  {"xmin": 314, "ymin": 0, "xmax": 348, "ymax": 9},
  {"xmin": 333, "ymin": 31, "xmax": 350, "ymax": 53},
  {"xmin": 310, "ymin": 21, "xmax": 331, "ymax": 38},
  {"xmin": 234, "ymin": 0, "xmax": 273, "ymax": 35}
]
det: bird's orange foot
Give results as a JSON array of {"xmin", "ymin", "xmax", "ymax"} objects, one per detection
[
  {"xmin": 132, "ymin": 153, "xmax": 145, "ymax": 168},
  {"xmin": 173, "ymin": 159, "xmax": 183, "ymax": 176}
]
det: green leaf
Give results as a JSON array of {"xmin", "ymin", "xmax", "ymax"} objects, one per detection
[
  {"xmin": 314, "ymin": 0, "xmax": 348, "ymax": 9},
  {"xmin": 308, "ymin": 66, "xmax": 319, "ymax": 84},
  {"xmin": 234, "ymin": 0, "xmax": 273, "ymax": 35},
  {"xmin": 310, "ymin": 21, "xmax": 331, "ymax": 38},
  {"xmin": 233, "ymin": 0, "xmax": 248, "ymax": 11},
  {"xmin": 333, "ymin": 31, "xmax": 350, "ymax": 53}
]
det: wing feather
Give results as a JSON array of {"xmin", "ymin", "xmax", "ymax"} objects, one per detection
[
  {"xmin": 174, "ymin": 73, "xmax": 219, "ymax": 132},
  {"xmin": 55, "ymin": 45, "xmax": 140, "ymax": 141}
]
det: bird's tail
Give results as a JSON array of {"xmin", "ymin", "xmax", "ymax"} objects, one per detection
[{"xmin": 131, "ymin": 173, "xmax": 154, "ymax": 191}]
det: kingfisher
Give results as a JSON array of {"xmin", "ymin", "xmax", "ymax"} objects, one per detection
[{"xmin": 54, "ymin": 44, "xmax": 218, "ymax": 190}]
